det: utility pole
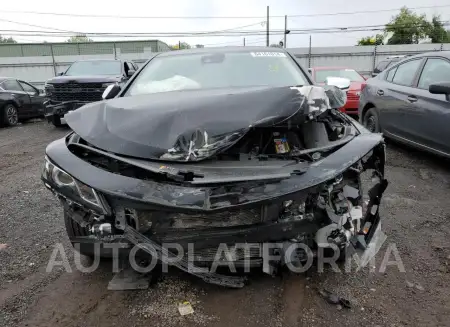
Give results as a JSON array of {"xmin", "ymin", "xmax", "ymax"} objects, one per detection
[
  {"xmin": 308, "ymin": 35, "xmax": 312, "ymax": 67},
  {"xmin": 284, "ymin": 15, "xmax": 287, "ymax": 48},
  {"xmin": 178, "ymin": 40, "xmax": 181, "ymax": 50},
  {"xmin": 266, "ymin": 6, "xmax": 269, "ymax": 46},
  {"xmin": 243, "ymin": 38, "xmax": 246, "ymax": 46}
]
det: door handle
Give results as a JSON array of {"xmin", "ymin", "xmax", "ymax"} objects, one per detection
[
  {"xmin": 376, "ymin": 90, "xmax": 384, "ymax": 96},
  {"xmin": 407, "ymin": 95, "xmax": 418, "ymax": 103}
]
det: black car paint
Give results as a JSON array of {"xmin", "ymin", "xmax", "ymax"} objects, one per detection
[
  {"xmin": 359, "ymin": 51, "xmax": 450, "ymax": 157},
  {"xmin": 0, "ymin": 78, "xmax": 45, "ymax": 126},
  {"xmin": 44, "ymin": 60, "xmax": 135, "ymax": 123},
  {"xmin": 42, "ymin": 47, "xmax": 388, "ymax": 287}
]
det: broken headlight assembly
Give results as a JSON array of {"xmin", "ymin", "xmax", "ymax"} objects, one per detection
[
  {"xmin": 42, "ymin": 156, "xmax": 107, "ymax": 213},
  {"xmin": 160, "ymin": 129, "xmax": 247, "ymax": 162}
]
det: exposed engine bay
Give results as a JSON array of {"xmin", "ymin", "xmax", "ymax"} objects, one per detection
[{"xmin": 42, "ymin": 85, "xmax": 388, "ymax": 288}]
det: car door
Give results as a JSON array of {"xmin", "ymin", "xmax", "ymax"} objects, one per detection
[
  {"xmin": 0, "ymin": 79, "xmax": 32, "ymax": 118},
  {"xmin": 377, "ymin": 58, "xmax": 424, "ymax": 141},
  {"xmin": 407, "ymin": 57, "xmax": 450, "ymax": 154},
  {"xmin": 19, "ymin": 80, "xmax": 45, "ymax": 117}
]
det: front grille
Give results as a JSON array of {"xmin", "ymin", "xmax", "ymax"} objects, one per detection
[
  {"xmin": 346, "ymin": 93, "xmax": 360, "ymax": 101},
  {"xmin": 189, "ymin": 244, "xmax": 261, "ymax": 262},
  {"xmin": 169, "ymin": 209, "xmax": 262, "ymax": 229},
  {"xmin": 47, "ymin": 82, "xmax": 106, "ymax": 102}
]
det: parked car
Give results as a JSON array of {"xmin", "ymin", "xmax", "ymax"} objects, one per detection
[
  {"xmin": 0, "ymin": 77, "xmax": 46, "ymax": 127},
  {"xmin": 44, "ymin": 59, "xmax": 138, "ymax": 127},
  {"xmin": 359, "ymin": 51, "xmax": 450, "ymax": 157},
  {"xmin": 41, "ymin": 47, "xmax": 387, "ymax": 288},
  {"xmin": 308, "ymin": 66, "xmax": 366, "ymax": 116},
  {"xmin": 371, "ymin": 56, "xmax": 408, "ymax": 77}
]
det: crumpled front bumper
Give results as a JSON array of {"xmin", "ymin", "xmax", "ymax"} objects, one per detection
[{"xmin": 44, "ymin": 100, "xmax": 90, "ymax": 120}]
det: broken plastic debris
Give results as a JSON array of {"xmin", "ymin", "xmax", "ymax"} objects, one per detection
[
  {"xmin": 318, "ymin": 289, "xmax": 351, "ymax": 309},
  {"xmin": 0, "ymin": 243, "xmax": 7, "ymax": 251},
  {"xmin": 178, "ymin": 301, "xmax": 194, "ymax": 316}
]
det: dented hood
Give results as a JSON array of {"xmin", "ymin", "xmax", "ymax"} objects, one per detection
[{"xmin": 65, "ymin": 85, "xmax": 346, "ymax": 161}]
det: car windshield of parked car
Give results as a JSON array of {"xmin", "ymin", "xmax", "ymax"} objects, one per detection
[
  {"xmin": 65, "ymin": 60, "xmax": 121, "ymax": 76},
  {"xmin": 314, "ymin": 69, "xmax": 365, "ymax": 83},
  {"xmin": 125, "ymin": 51, "xmax": 308, "ymax": 96}
]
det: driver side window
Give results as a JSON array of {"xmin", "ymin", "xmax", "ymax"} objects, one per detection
[{"xmin": 418, "ymin": 58, "xmax": 450, "ymax": 90}]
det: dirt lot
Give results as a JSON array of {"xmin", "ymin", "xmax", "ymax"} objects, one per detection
[{"xmin": 1, "ymin": 121, "xmax": 449, "ymax": 327}]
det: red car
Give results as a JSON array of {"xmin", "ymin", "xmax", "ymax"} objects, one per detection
[{"xmin": 308, "ymin": 66, "xmax": 367, "ymax": 115}]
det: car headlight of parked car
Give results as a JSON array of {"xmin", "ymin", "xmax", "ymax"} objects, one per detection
[
  {"xmin": 42, "ymin": 156, "xmax": 107, "ymax": 212},
  {"xmin": 44, "ymin": 82, "xmax": 54, "ymax": 96}
]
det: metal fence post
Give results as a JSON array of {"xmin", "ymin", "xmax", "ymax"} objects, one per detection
[
  {"xmin": 372, "ymin": 45, "xmax": 377, "ymax": 73},
  {"xmin": 308, "ymin": 35, "xmax": 312, "ymax": 67},
  {"xmin": 50, "ymin": 44, "xmax": 57, "ymax": 76}
]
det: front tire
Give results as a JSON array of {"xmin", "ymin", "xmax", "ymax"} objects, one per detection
[
  {"xmin": 2, "ymin": 104, "xmax": 19, "ymax": 127},
  {"xmin": 52, "ymin": 115, "xmax": 63, "ymax": 127},
  {"xmin": 363, "ymin": 107, "xmax": 380, "ymax": 133},
  {"xmin": 64, "ymin": 210, "xmax": 94, "ymax": 258}
]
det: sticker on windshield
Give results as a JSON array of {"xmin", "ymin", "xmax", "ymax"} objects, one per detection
[{"xmin": 250, "ymin": 52, "xmax": 286, "ymax": 57}]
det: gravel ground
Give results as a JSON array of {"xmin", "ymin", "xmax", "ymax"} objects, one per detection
[{"xmin": 0, "ymin": 121, "xmax": 449, "ymax": 327}]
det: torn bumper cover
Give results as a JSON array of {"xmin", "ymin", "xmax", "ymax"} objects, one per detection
[{"xmin": 42, "ymin": 85, "xmax": 388, "ymax": 288}]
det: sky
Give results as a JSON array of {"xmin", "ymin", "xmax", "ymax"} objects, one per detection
[{"xmin": 0, "ymin": 0, "xmax": 449, "ymax": 48}]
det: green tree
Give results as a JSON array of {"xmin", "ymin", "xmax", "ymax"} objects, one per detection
[
  {"xmin": 0, "ymin": 35, "xmax": 17, "ymax": 44},
  {"xmin": 67, "ymin": 34, "xmax": 93, "ymax": 43},
  {"xmin": 385, "ymin": 7, "xmax": 429, "ymax": 44},
  {"xmin": 170, "ymin": 42, "xmax": 191, "ymax": 50},
  {"xmin": 357, "ymin": 34, "xmax": 384, "ymax": 46},
  {"xmin": 425, "ymin": 15, "xmax": 449, "ymax": 43}
]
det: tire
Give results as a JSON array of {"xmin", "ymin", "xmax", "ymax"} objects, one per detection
[
  {"xmin": 52, "ymin": 115, "xmax": 63, "ymax": 127},
  {"xmin": 363, "ymin": 107, "xmax": 380, "ymax": 133},
  {"xmin": 64, "ymin": 210, "xmax": 94, "ymax": 258},
  {"xmin": 2, "ymin": 104, "xmax": 19, "ymax": 127}
]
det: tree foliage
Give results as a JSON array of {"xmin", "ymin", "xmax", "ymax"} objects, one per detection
[
  {"xmin": 425, "ymin": 15, "xmax": 450, "ymax": 43},
  {"xmin": 67, "ymin": 34, "xmax": 93, "ymax": 43},
  {"xmin": 0, "ymin": 35, "xmax": 17, "ymax": 44},
  {"xmin": 170, "ymin": 42, "xmax": 191, "ymax": 50},
  {"xmin": 357, "ymin": 34, "xmax": 384, "ymax": 46},
  {"xmin": 385, "ymin": 7, "xmax": 428, "ymax": 44}
]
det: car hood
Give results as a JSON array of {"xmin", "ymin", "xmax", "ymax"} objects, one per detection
[
  {"xmin": 46, "ymin": 75, "xmax": 123, "ymax": 84},
  {"xmin": 65, "ymin": 85, "xmax": 347, "ymax": 161}
]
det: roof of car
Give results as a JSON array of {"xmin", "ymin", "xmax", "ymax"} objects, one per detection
[
  {"xmin": 392, "ymin": 51, "xmax": 450, "ymax": 64},
  {"xmin": 156, "ymin": 46, "xmax": 289, "ymax": 57},
  {"xmin": 310, "ymin": 66, "xmax": 354, "ymax": 71}
]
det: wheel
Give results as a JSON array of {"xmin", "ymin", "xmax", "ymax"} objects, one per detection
[
  {"xmin": 363, "ymin": 107, "xmax": 380, "ymax": 133},
  {"xmin": 3, "ymin": 104, "xmax": 19, "ymax": 127},
  {"xmin": 52, "ymin": 115, "xmax": 63, "ymax": 127},
  {"xmin": 64, "ymin": 210, "xmax": 94, "ymax": 258}
]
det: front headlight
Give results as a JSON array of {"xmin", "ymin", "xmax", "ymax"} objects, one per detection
[
  {"xmin": 43, "ymin": 156, "xmax": 105, "ymax": 211},
  {"xmin": 44, "ymin": 82, "xmax": 54, "ymax": 96}
]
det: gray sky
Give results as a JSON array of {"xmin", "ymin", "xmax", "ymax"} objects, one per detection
[{"xmin": 0, "ymin": 0, "xmax": 449, "ymax": 48}]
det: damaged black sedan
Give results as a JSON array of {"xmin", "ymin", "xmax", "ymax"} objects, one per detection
[{"xmin": 41, "ymin": 47, "xmax": 388, "ymax": 288}]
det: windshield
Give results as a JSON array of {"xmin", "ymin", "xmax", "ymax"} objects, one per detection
[
  {"xmin": 314, "ymin": 69, "xmax": 365, "ymax": 83},
  {"xmin": 65, "ymin": 60, "xmax": 121, "ymax": 76},
  {"xmin": 125, "ymin": 51, "xmax": 308, "ymax": 96}
]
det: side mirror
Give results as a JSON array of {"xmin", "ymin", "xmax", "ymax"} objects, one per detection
[
  {"xmin": 126, "ymin": 69, "xmax": 136, "ymax": 77},
  {"xmin": 38, "ymin": 89, "xmax": 45, "ymax": 95},
  {"xmin": 102, "ymin": 84, "xmax": 121, "ymax": 100},
  {"xmin": 325, "ymin": 77, "xmax": 351, "ymax": 91},
  {"xmin": 58, "ymin": 72, "xmax": 64, "ymax": 76},
  {"xmin": 429, "ymin": 82, "xmax": 450, "ymax": 101},
  {"xmin": 371, "ymin": 73, "xmax": 378, "ymax": 78}
]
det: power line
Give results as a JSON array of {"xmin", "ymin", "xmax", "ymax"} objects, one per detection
[
  {"xmin": 1, "ymin": 21, "xmax": 446, "ymax": 38},
  {"xmin": 0, "ymin": 5, "xmax": 449, "ymax": 20},
  {"xmin": 0, "ymin": 18, "xmax": 79, "ymax": 33}
]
